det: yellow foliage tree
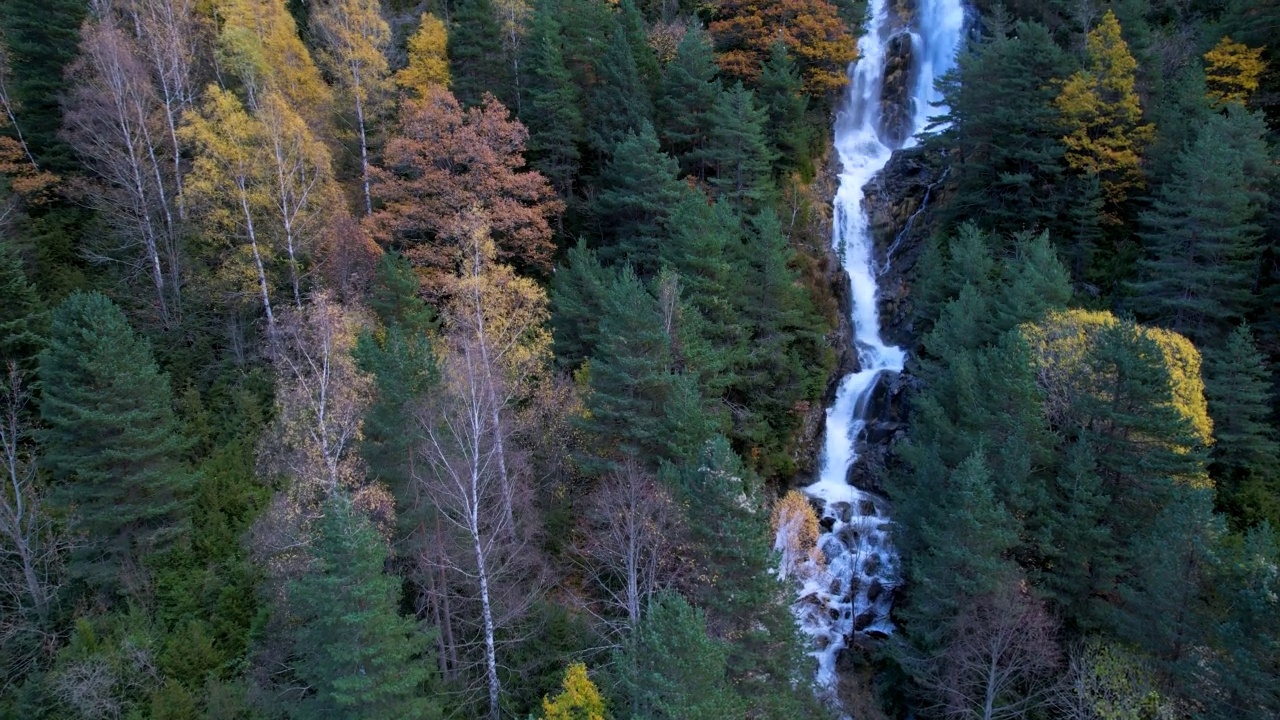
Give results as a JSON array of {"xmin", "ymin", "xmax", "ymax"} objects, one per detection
[
  {"xmin": 540, "ymin": 663, "xmax": 607, "ymax": 720},
  {"xmin": 1054, "ymin": 10, "xmax": 1154, "ymax": 210},
  {"xmin": 394, "ymin": 13, "xmax": 450, "ymax": 98},
  {"xmin": 1020, "ymin": 309, "xmax": 1213, "ymax": 489},
  {"xmin": 1204, "ymin": 36, "xmax": 1266, "ymax": 106},
  {"xmin": 771, "ymin": 489, "xmax": 821, "ymax": 581}
]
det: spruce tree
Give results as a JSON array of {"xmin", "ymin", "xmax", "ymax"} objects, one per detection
[
  {"xmin": 617, "ymin": 591, "xmax": 746, "ymax": 720},
  {"xmin": 289, "ymin": 496, "xmax": 441, "ymax": 720},
  {"xmin": 38, "ymin": 291, "xmax": 193, "ymax": 590},
  {"xmin": 617, "ymin": 0, "xmax": 660, "ymax": 96},
  {"xmin": 1203, "ymin": 324, "xmax": 1280, "ymax": 527},
  {"xmin": 593, "ymin": 124, "xmax": 685, "ymax": 272},
  {"xmin": 654, "ymin": 25, "xmax": 721, "ymax": 178},
  {"xmin": 1203, "ymin": 524, "xmax": 1280, "ymax": 720},
  {"xmin": 448, "ymin": 0, "xmax": 510, "ymax": 107},
  {"xmin": 1128, "ymin": 110, "xmax": 1269, "ymax": 344},
  {"xmin": 0, "ymin": 0, "xmax": 86, "ymax": 169}
]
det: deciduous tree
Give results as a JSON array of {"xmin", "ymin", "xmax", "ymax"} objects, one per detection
[
  {"xmin": 395, "ymin": 14, "xmax": 450, "ymax": 97},
  {"xmin": 709, "ymin": 0, "xmax": 856, "ymax": 95}
]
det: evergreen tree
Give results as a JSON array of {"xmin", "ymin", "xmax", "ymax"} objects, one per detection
[
  {"xmin": 593, "ymin": 124, "xmax": 685, "ymax": 272},
  {"xmin": 0, "ymin": 0, "xmax": 86, "ymax": 168},
  {"xmin": 757, "ymin": 41, "xmax": 812, "ymax": 176},
  {"xmin": 617, "ymin": 591, "xmax": 745, "ymax": 720},
  {"xmin": 0, "ymin": 244, "xmax": 44, "ymax": 371},
  {"xmin": 289, "ymin": 495, "xmax": 441, "ymax": 720},
  {"xmin": 521, "ymin": 10, "xmax": 585, "ymax": 199},
  {"xmin": 663, "ymin": 437, "xmax": 814, "ymax": 716},
  {"xmin": 584, "ymin": 21, "xmax": 653, "ymax": 160},
  {"xmin": 549, "ymin": 241, "xmax": 612, "ymax": 369},
  {"xmin": 934, "ymin": 20, "xmax": 1070, "ymax": 237},
  {"xmin": 448, "ymin": 0, "xmax": 511, "ymax": 107},
  {"xmin": 703, "ymin": 82, "xmax": 775, "ymax": 210},
  {"xmin": 654, "ymin": 26, "xmax": 721, "ymax": 178},
  {"xmin": 1204, "ymin": 324, "xmax": 1280, "ymax": 527},
  {"xmin": 617, "ymin": 0, "xmax": 660, "ymax": 96},
  {"xmin": 38, "ymin": 291, "xmax": 193, "ymax": 590},
  {"xmin": 1127, "ymin": 109, "xmax": 1270, "ymax": 344}
]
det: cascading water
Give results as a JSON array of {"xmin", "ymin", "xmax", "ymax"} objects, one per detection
[{"xmin": 780, "ymin": 0, "xmax": 965, "ymax": 698}]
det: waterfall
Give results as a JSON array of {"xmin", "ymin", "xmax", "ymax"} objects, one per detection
[{"xmin": 781, "ymin": 0, "xmax": 965, "ymax": 697}]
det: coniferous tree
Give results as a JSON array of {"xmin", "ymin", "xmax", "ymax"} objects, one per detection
[
  {"xmin": 617, "ymin": 591, "xmax": 746, "ymax": 720},
  {"xmin": 550, "ymin": 241, "xmax": 612, "ymax": 369},
  {"xmin": 289, "ymin": 495, "xmax": 441, "ymax": 720},
  {"xmin": 448, "ymin": 0, "xmax": 510, "ymax": 107},
  {"xmin": 654, "ymin": 26, "xmax": 721, "ymax": 178},
  {"xmin": 593, "ymin": 124, "xmax": 684, "ymax": 272},
  {"xmin": 703, "ymin": 82, "xmax": 775, "ymax": 210},
  {"xmin": 1127, "ymin": 109, "xmax": 1270, "ymax": 344},
  {"xmin": 0, "ymin": 0, "xmax": 85, "ymax": 168},
  {"xmin": 617, "ymin": 0, "xmax": 660, "ymax": 97},
  {"xmin": 39, "ymin": 291, "xmax": 193, "ymax": 590},
  {"xmin": 0, "ymin": 245, "xmax": 44, "ymax": 370},
  {"xmin": 520, "ymin": 10, "xmax": 584, "ymax": 200},
  {"xmin": 757, "ymin": 41, "xmax": 812, "ymax": 176},
  {"xmin": 1203, "ymin": 524, "xmax": 1280, "ymax": 720},
  {"xmin": 1204, "ymin": 324, "xmax": 1280, "ymax": 527},
  {"xmin": 584, "ymin": 21, "xmax": 652, "ymax": 161}
]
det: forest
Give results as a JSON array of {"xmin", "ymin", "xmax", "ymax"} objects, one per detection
[{"xmin": 0, "ymin": 0, "xmax": 1277, "ymax": 717}]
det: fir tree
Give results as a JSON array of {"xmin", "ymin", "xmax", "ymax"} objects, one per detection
[
  {"xmin": 0, "ymin": 0, "xmax": 86, "ymax": 168},
  {"xmin": 289, "ymin": 495, "xmax": 441, "ymax": 720},
  {"xmin": 550, "ymin": 241, "xmax": 612, "ymax": 369},
  {"xmin": 0, "ymin": 244, "xmax": 44, "ymax": 371},
  {"xmin": 521, "ymin": 11, "xmax": 584, "ymax": 199},
  {"xmin": 38, "ymin": 291, "xmax": 194, "ymax": 590},
  {"xmin": 617, "ymin": 591, "xmax": 746, "ymax": 720}
]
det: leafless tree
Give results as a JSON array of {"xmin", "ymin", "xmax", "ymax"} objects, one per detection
[
  {"xmin": 1049, "ymin": 639, "xmax": 1170, "ymax": 720},
  {"xmin": 918, "ymin": 584, "xmax": 1061, "ymax": 720},
  {"xmin": 413, "ymin": 327, "xmax": 542, "ymax": 720},
  {"xmin": 64, "ymin": 2, "xmax": 186, "ymax": 327},
  {"xmin": 0, "ymin": 364, "xmax": 70, "ymax": 684},
  {"xmin": 574, "ymin": 458, "xmax": 682, "ymax": 636}
]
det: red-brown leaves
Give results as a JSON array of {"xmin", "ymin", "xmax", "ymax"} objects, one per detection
[{"xmin": 365, "ymin": 87, "xmax": 562, "ymax": 293}]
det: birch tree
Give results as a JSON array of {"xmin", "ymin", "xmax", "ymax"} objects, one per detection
[
  {"xmin": 64, "ymin": 4, "xmax": 184, "ymax": 327},
  {"xmin": 312, "ymin": 0, "xmax": 391, "ymax": 216}
]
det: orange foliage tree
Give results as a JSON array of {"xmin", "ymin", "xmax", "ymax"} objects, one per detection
[
  {"xmin": 709, "ymin": 0, "xmax": 856, "ymax": 95},
  {"xmin": 365, "ymin": 86, "xmax": 561, "ymax": 292}
]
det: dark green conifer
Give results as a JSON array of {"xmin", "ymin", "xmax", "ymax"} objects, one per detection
[
  {"xmin": 39, "ymin": 291, "xmax": 194, "ymax": 590},
  {"xmin": 757, "ymin": 41, "xmax": 813, "ymax": 176},
  {"xmin": 520, "ymin": 11, "xmax": 584, "ymax": 199},
  {"xmin": 550, "ymin": 241, "xmax": 612, "ymax": 369},
  {"xmin": 703, "ymin": 82, "xmax": 775, "ymax": 210},
  {"xmin": 584, "ymin": 21, "xmax": 653, "ymax": 160},
  {"xmin": 448, "ymin": 0, "xmax": 511, "ymax": 107},
  {"xmin": 654, "ymin": 26, "xmax": 720, "ymax": 178},
  {"xmin": 593, "ymin": 123, "xmax": 684, "ymax": 272}
]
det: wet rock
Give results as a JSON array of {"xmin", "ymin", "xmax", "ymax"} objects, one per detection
[
  {"xmin": 858, "ymin": 499, "xmax": 878, "ymax": 516},
  {"xmin": 819, "ymin": 515, "xmax": 836, "ymax": 532},
  {"xmin": 867, "ymin": 579, "xmax": 885, "ymax": 603},
  {"xmin": 854, "ymin": 612, "xmax": 877, "ymax": 632},
  {"xmin": 864, "ymin": 553, "xmax": 882, "ymax": 576},
  {"xmin": 879, "ymin": 32, "xmax": 916, "ymax": 147},
  {"xmin": 831, "ymin": 501, "xmax": 852, "ymax": 523}
]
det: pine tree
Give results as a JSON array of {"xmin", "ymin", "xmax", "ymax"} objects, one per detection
[
  {"xmin": 0, "ymin": 245, "xmax": 44, "ymax": 371},
  {"xmin": 593, "ymin": 124, "xmax": 685, "ymax": 272},
  {"xmin": 1203, "ymin": 524, "xmax": 1280, "ymax": 720},
  {"xmin": 1203, "ymin": 324, "xmax": 1280, "ymax": 527},
  {"xmin": 703, "ymin": 82, "xmax": 776, "ymax": 210},
  {"xmin": 289, "ymin": 495, "xmax": 441, "ymax": 720},
  {"xmin": 520, "ymin": 10, "xmax": 584, "ymax": 199},
  {"xmin": 550, "ymin": 241, "xmax": 612, "ymax": 369},
  {"xmin": 654, "ymin": 25, "xmax": 721, "ymax": 178},
  {"xmin": 617, "ymin": 591, "xmax": 746, "ymax": 720},
  {"xmin": 584, "ymin": 20, "xmax": 653, "ymax": 160},
  {"xmin": 617, "ymin": 0, "xmax": 660, "ymax": 97},
  {"xmin": 449, "ymin": 0, "xmax": 511, "ymax": 107},
  {"xmin": 757, "ymin": 41, "xmax": 812, "ymax": 176},
  {"xmin": 1127, "ymin": 109, "xmax": 1269, "ymax": 344},
  {"xmin": 38, "ymin": 291, "xmax": 194, "ymax": 590},
  {"xmin": 935, "ymin": 20, "xmax": 1070, "ymax": 236},
  {"xmin": 0, "ymin": 0, "xmax": 86, "ymax": 168}
]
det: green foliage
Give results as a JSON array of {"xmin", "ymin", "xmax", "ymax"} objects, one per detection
[
  {"xmin": 39, "ymin": 291, "xmax": 194, "ymax": 594},
  {"xmin": 616, "ymin": 591, "xmax": 745, "ymax": 720},
  {"xmin": 703, "ymin": 82, "xmax": 775, "ymax": 210},
  {"xmin": 593, "ymin": 124, "xmax": 684, "ymax": 272},
  {"xmin": 585, "ymin": 20, "xmax": 653, "ymax": 160},
  {"xmin": 757, "ymin": 41, "xmax": 814, "ymax": 177},
  {"xmin": 521, "ymin": 7, "xmax": 585, "ymax": 198},
  {"xmin": 0, "ymin": 0, "xmax": 85, "ymax": 169},
  {"xmin": 1127, "ymin": 107, "xmax": 1272, "ymax": 344},
  {"xmin": 288, "ymin": 495, "xmax": 441, "ymax": 719},
  {"xmin": 448, "ymin": 0, "xmax": 511, "ymax": 107},
  {"xmin": 0, "ymin": 242, "xmax": 45, "ymax": 370},
  {"xmin": 550, "ymin": 241, "xmax": 611, "ymax": 369},
  {"xmin": 654, "ymin": 26, "xmax": 721, "ymax": 178}
]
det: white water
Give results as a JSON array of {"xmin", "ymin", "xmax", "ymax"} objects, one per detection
[{"xmin": 781, "ymin": 0, "xmax": 965, "ymax": 697}]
